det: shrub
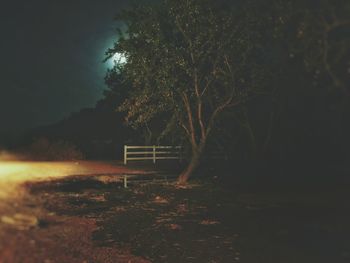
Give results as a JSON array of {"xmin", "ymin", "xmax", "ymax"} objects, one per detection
[{"xmin": 27, "ymin": 138, "xmax": 84, "ymax": 161}]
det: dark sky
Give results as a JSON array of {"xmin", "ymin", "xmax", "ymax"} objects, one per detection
[{"xmin": 0, "ymin": 0, "xmax": 130, "ymax": 134}]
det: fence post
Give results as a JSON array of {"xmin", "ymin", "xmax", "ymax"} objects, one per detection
[
  {"xmin": 124, "ymin": 145, "xmax": 127, "ymax": 165},
  {"xmin": 123, "ymin": 175, "xmax": 128, "ymax": 188},
  {"xmin": 153, "ymin": 145, "xmax": 156, "ymax": 164}
]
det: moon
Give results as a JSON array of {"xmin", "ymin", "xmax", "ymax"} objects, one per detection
[{"xmin": 107, "ymin": 52, "xmax": 126, "ymax": 68}]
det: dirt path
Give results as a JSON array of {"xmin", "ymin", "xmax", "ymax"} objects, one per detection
[
  {"xmin": 0, "ymin": 160, "xmax": 153, "ymax": 198},
  {"xmin": 1, "ymin": 161, "xmax": 349, "ymax": 263},
  {"xmin": 0, "ymin": 161, "xmax": 151, "ymax": 263}
]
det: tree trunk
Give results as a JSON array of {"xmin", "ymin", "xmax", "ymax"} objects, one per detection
[{"xmin": 178, "ymin": 150, "xmax": 201, "ymax": 184}]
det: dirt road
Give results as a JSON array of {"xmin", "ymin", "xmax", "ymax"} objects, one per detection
[
  {"xmin": 0, "ymin": 160, "xmax": 150, "ymax": 198},
  {"xmin": 0, "ymin": 161, "xmax": 151, "ymax": 263}
]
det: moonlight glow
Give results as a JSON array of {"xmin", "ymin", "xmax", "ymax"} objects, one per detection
[{"xmin": 107, "ymin": 52, "xmax": 127, "ymax": 68}]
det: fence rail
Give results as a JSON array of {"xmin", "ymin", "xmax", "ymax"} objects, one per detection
[{"xmin": 124, "ymin": 145, "xmax": 182, "ymax": 164}]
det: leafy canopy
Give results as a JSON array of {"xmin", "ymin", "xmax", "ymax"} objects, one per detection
[{"xmin": 107, "ymin": 0, "xmax": 275, "ymax": 147}]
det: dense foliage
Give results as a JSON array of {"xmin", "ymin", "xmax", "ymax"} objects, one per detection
[
  {"xmin": 25, "ymin": 137, "xmax": 84, "ymax": 161},
  {"xmin": 106, "ymin": 0, "xmax": 350, "ymax": 182}
]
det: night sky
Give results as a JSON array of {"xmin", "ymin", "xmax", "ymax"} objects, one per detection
[{"xmin": 0, "ymin": 0, "xmax": 130, "ymax": 134}]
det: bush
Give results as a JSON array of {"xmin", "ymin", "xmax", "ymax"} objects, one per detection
[{"xmin": 27, "ymin": 138, "xmax": 84, "ymax": 161}]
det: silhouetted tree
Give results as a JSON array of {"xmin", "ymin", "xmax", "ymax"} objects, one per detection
[
  {"xmin": 107, "ymin": 0, "xmax": 279, "ymax": 183},
  {"xmin": 107, "ymin": 0, "xmax": 350, "ymax": 181}
]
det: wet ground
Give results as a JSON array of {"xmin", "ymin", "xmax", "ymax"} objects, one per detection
[
  {"xmin": 0, "ymin": 161, "xmax": 153, "ymax": 263},
  {"xmin": 0, "ymin": 161, "xmax": 349, "ymax": 262}
]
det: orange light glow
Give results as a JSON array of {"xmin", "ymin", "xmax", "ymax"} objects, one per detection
[
  {"xmin": 0, "ymin": 161, "xmax": 81, "ymax": 182},
  {"xmin": 0, "ymin": 162, "xmax": 29, "ymax": 176},
  {"xmin": 0, "ymin": 161, "xmax": 82, "ymax": 200},
  {"xmin": 0, "ymin": 160, "xmax": 145, "ymax": 200}
]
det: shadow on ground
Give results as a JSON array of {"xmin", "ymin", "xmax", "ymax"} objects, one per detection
[{"xmin": 26, "ymin": 174, "xmax": 350, "ymax": 263}]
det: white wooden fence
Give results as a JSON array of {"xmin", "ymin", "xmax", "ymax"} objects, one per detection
[{"xmin": 124, "ymin": 145, "xmax": 182, "ymax": 164}]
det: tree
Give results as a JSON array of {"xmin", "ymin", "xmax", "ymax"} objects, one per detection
[
  {"xmin": 286, "ymin": 0, "xmax": 350, "ymax": 94},
  {"xmin": 107, "ymin": 0, "xmax": 350, "ymax": 182},
  {"xmin": 108, "ymin": 0, "xmax": 271, "ymax": 183}
]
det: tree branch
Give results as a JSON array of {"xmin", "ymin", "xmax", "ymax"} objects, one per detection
[
  {"xmin": 193, "ymin": 70, "xmax": 206, "ymax": 141},
  {"xmin": 206, "ymin": 96, "xmax": 241, "ymax": 138},
  {"xmin": 321, "ymin": 17, "xmax": 350, "ymax": 93},
  {"xmin": 182, "ymin": 92, "xmax": 198, "ymax": 148}
]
